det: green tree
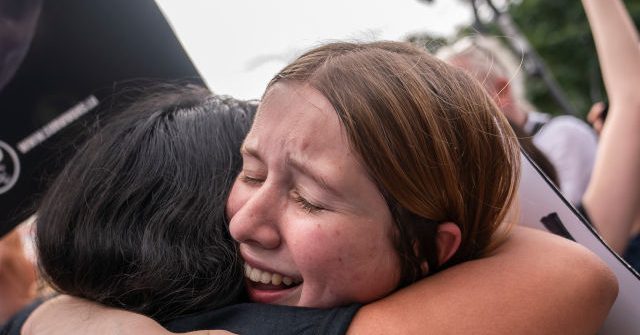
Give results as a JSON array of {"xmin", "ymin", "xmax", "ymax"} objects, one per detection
[
  {"xmin": 405, "ymin": 32, "xmax": 448, "ymax": 54},
  {"xmin": 508, "ymin": 0, "xmax": 640, "ymax": 117}
]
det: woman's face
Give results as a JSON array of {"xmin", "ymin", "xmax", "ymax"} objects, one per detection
[{"xmin": 227, "ymin": 81, "xmax": 402, "ymax": 308}]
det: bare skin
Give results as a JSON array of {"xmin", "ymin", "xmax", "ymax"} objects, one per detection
[
  {"xmin": 18, "ymin": 10, "xmax": 628, "ymax": 330},
  {"xmin": 581, "ymin": 0, "xmax": 640, "ymax": 254},
  {"xmin": 346, "ymin": 227, "xmax": 617, "ymax": 335},
  {"xmin": 22, "ymin": 227, "xmax": 618, "ymax": 335},
  {"xmin": 586, "ymin": 101, "xmax": 606, "ymax": 135},
  {"xmin": 0, "ymin": 228, "xmax": 36, "ymax": 324}
]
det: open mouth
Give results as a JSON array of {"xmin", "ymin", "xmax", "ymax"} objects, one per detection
[
  {"xmin": 244, "ymin": 263, "xmax": 304, "ymax": 304},
  {"xmin": 244, "ymin": 263, "xmax": 302, "ymax": 290}
]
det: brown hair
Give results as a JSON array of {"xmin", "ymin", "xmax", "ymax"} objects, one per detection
[{"xmin": 269, "ymin": 41, "xmax": 520, "ymax": 286}]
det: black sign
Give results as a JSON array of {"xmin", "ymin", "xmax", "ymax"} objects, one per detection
[{"xmin": 0, "ymin": 0, "xmax": 202, "ymax": 237}]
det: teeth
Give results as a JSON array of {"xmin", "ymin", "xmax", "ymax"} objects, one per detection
[
  {"xmin": 272, "ymin": 273, "xmax": 282, "ymax": 286},
  {"xmin": 260, "ymin": 272, "xmax": 271, "ymax": 284},
  {"xmin": 244, "ymin": 263, "xmax": 299, "ymax": 287},
  {"xmin": 250, "ymin": 268, "xmax": 261, "ymax": 282}
]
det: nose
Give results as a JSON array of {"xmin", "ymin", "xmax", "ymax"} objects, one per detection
[{"xmin": 228, "ymin": 182, "xmax": 282, "ymax": 250}]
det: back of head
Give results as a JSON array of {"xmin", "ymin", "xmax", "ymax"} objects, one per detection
[
  {"xmin": 36, "ymin": 84, "xmax": 255, "ymax": 321},
  {"xmin": 271, "ymin": 41, "xmax": 520, "ymax": 284}
]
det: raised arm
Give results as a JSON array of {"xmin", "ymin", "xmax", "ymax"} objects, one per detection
[{"xmin": 581, "ymin": 0, "xmax": 640, "ymax": 253}]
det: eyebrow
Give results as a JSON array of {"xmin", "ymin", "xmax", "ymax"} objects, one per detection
[
  {"xmin": 240, "ymin": 144, "xmax": 259, "ymax": 160},
  {"xmin": 285, "ymin": 154, "xmax": 343, "ymax": 198},
  {"xmin": 241, "ymin": 143, "xmax": 343, "ymax": 198}
]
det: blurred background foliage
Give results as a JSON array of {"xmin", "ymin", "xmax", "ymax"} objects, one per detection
[{"xmin": 407, "ymin": 0, "xmax": 640, "ymax": 119}]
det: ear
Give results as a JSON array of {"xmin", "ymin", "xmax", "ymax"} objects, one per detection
[
  {"xmin": 493, "ymin": 77, "xmax": 513, "ymax": 109},
  {"xmin": 435, "ymin": 222, "xmax": 462, "ymax": 265}
]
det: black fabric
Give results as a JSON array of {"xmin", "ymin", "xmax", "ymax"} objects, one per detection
[
  {"xmin": 164, "ymin": 303, "xmax": 361, "ymax": 335},
  {"xmin": 540, "ymin": 212, "xmax": 575, "ymax": 241},
  {"xmin": 0, "ymin": 298, "xmax": 44, "ymax": 335},
  {"xmin": 0, "ymin": 299, "xmax": 360, "ymax": 335},
  {"xmin": 624, "ymin": 234, "xmax": 640, "ymax": 273}
]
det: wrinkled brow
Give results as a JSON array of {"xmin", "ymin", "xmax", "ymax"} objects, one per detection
[{"xmin": 285, "ymin": 154, "xmax": 343, "ymax": 198}]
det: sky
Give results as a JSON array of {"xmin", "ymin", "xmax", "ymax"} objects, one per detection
[{"xmin": 155, "ymin": 0, "xmax": 472, "ymax": 100}]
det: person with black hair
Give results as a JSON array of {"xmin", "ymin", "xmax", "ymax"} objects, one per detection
[
  {"xmin": 33, "ymin": 85, "xmax": 250, "ymax": 321},
  {"xmin": 4, "ymin": 85, "xmax": 364, "ymax": 334}
]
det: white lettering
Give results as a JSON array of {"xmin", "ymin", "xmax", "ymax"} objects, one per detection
[{"xmin": 17, "ymin": 95, "xmax": 99, "ymax": 154}]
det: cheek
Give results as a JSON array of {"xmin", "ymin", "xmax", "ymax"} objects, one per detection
[
  {"xmin": 294, "ymin": 227, "xmax": 352, "ymax": 267},
  {"xmin": 286, "ymin": 224, "xmax": 348, "ymax": 273},
  {"xmin": 294, "ymin": 221, "xmax": 400, "ymax": 298}
]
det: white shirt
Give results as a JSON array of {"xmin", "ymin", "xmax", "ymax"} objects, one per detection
[{"xmin": 532, "ymin": 114, "xmax": 598, "ymax": 205}]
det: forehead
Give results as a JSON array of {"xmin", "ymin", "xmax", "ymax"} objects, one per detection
[
  {"xmin": 242, "ymin": 81, "xmax": 390, "ymax": 217},
  {"xmin": 246, "ymin": 82, "xmax": 349, "ymax": 157}
]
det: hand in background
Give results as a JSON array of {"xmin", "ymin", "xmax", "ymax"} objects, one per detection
[{"xmin": 587, "ymin": 101, "xmax": 606, "ymax": 135}]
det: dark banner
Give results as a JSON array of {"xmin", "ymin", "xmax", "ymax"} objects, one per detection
[{"xmin": 0, "ymin": 0, "xmax": 202, "ymax": 237}]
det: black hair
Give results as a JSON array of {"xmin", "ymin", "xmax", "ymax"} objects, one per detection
[{"xmin": 35, "ymin": 84, "xmax": 255, "ymax": 322}]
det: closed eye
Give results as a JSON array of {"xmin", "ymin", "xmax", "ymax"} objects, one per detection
[
  {"xmin": 292, "ymin": 192, "xmax": 324, "ymax": 214},
  {"xmin": 239, "ymin": 173, "xmax": 265, "ymax": 186}
]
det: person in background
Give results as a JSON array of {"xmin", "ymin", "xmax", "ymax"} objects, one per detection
[
  {"xmin": 437, "ymin": 35, "xmax": 598, "ymax": 205},
  {"xmin": 580, "ymin": 0, "xmax": 640, "ymax": 269},
  {"xmin": 587, "ymin": 101, "xmax": 607, "ymax": 135}
]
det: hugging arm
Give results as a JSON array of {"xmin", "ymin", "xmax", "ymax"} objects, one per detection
[
  {"xmin": 580, "ymin": 0, "xmax": 640, "ymax": 253},
  {"xmin": 22, "ymin": 227, "xmax": 617, "ymax": 335},
  {"xmin": 348, "ymin": 227, "xmax": 617, "ymax": 335}
]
